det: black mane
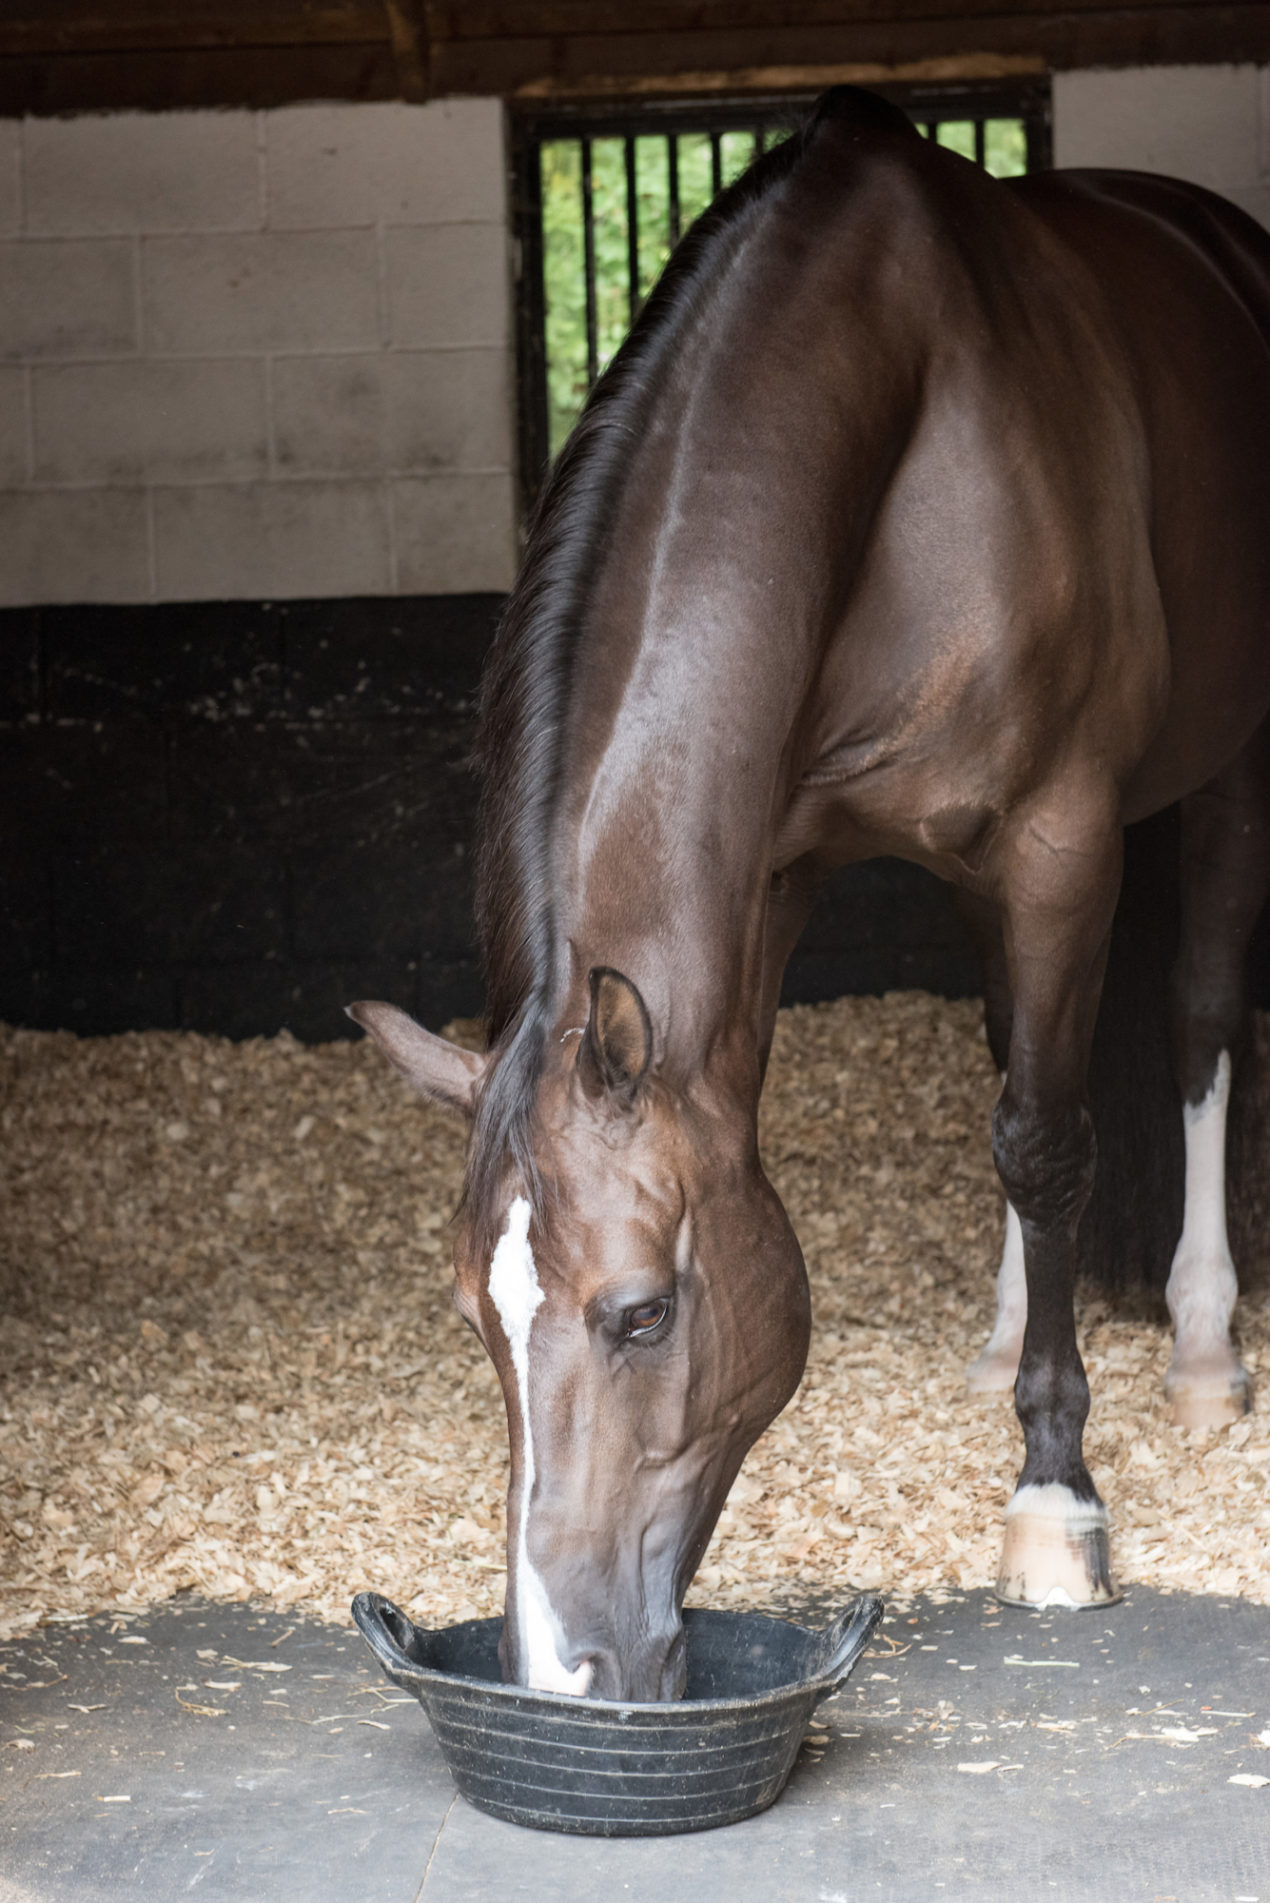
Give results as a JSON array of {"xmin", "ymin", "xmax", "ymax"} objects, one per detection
[{"xmin": 463, "ymin": 97, "xmax": 875, "ymax": 1242}]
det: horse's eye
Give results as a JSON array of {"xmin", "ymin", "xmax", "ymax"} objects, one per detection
[{"xmin": 625, "ymin": 1299, "xmax": 669, "ymax": 1337}]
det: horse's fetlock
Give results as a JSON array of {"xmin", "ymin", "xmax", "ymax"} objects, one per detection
[{"xmin": 1014, "ymin": 1355, "xmax": 1090, "ymax": 1437}]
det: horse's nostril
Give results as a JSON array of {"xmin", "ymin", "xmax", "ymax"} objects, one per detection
[
  {"xmin": 579, "ymin": 1650, "xmax": 620, "ymax": 1700},
  {"xmin": 525, "ymin": 1650, "xmax": 594, "ymax": 1697},
  {"xmin": 590, "ymin": 1635, "xmax": 685, "ymax": 1703}
]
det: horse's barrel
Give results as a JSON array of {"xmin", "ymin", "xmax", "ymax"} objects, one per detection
[{"xmin": 351, "ymin": 1589, "xmax": 883, "ymax": 1836}]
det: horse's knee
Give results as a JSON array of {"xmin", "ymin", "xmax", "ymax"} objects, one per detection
[{"xmin": 991, "ymin": 1094, "xmax": 1096, "ymax": 1233}]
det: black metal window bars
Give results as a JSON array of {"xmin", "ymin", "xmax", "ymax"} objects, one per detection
[{"xmin": 510, "ymin": 84, "xmax": 1052, "ymax": 509}]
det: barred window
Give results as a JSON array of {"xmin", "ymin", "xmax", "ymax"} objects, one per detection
[{"xmin": 510, "ymin": 84, "xmax": 1052, "ymax": 506}]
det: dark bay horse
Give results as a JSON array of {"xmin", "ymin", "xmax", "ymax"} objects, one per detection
[{"xmin": 351, "ymin": 88, "xmax": 1270, "ymax": 1697}]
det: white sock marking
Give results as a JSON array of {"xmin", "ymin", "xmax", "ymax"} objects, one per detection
[
  {"xmin": 488, "ymin": 1197, "xmax": 593, "ymax": 1697},
  {"xmin": 987, "ymin": 1202, "xmax": 1026, "ymax": 1353},
  {"xmin": 1005, "ymin": 1483, "xmax": 1107, "ymax": 1528},
  {"xmin": 970, "ymin": 1070, "xmax": 1027, "ymax": 1382},
  {"xmin": 1167, "ymin": 1052, "xmax": 1239, "ymax": 1362}
]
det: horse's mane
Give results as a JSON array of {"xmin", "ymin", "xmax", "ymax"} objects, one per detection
[{"xmin": 463, "ymin": 88, "xmax": 916, "ymax": 1244}]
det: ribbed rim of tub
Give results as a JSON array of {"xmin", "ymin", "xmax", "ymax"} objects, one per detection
[{"xmin": 396, "ymin": 1610, "xmax": 855, "ymax": 1720}]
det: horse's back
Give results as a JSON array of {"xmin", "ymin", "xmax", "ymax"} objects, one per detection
[
  {"xmin": 1035, "ymin": 165, "xmax": 1270, "ymax": 810},
  {"xmin": 1013, "ymin": 166, "xmax": 1270, "ymax": 337},
  {"xmin": 1007, "ymin": 167, "xmax": 1270, "ymax": 813}
]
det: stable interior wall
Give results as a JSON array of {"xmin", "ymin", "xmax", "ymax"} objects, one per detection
[
  {"xmin": 0, "ymin": 99, "xmax": 516, "ymax": 605},
  {"xmin": 0, "ymin": 595, "xmax": 502, "ymax": 1039},
  {"xmin": 1, "ymin": 70, "xmax": 1267, "ymax": 613},
  {"xmin": 5, "ymin": 66, "xmax": 1270, "ymax": 1039},
  {"xmin": 1053, "ymin": 63, "xmax": 1270, "ymax": 221},
  {"xmin": 0, "ymin": 98, "xmax": 522, "ymax": 1038}
]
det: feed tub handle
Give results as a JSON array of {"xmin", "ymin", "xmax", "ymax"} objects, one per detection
[
  {"xmin": 352, "ymin": 1590, "xmax": 429, "ymax": 1691},
  {"xmin": 812, "ymin": 1593, "xmax": 886, "ymax": 1704}
]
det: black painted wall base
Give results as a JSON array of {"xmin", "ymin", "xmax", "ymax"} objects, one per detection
[{"xmin": 0, "ymin": 595, "xmax": 980, "ymax": 1043}]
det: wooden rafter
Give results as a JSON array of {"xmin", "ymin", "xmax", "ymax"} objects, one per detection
[
  {"xmin": 1, "ymin": 2, "xmax": 1268, "ymax": 113},
  {"xmin": 383, "ymin": 0, "xmax": 429, "ymax": 99}
]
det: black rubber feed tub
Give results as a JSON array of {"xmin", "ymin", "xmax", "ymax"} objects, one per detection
[{"xmin": 352, "ymin": 1589, "xmax": 883, "ymax": 1837}]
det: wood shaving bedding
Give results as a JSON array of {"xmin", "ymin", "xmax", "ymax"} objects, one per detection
[{"xmin": 2, "ymin": 993, "xmax": 1268, "ymax": 1642}]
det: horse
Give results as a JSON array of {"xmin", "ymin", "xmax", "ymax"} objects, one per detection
[{"xmin": 349, "ymin": 86, "xmax": 1270, "ymax": 1699}]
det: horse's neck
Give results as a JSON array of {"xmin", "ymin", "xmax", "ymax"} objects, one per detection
[
  {"xmin": 550, "ymin": 530, "xmax": 846, "ymax": 1075},
  {"xmin": 552, "ymin": 645, "xmax": 788, "ymax": 1076},
  {"xmin": 547, "ymin": 173, "xmax": 930, "ymax": 1073}
]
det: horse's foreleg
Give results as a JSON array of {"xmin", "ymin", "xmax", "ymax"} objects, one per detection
[
  {"xmin": 991, "ymin": 805, "xmax": 1122, "ymax": 1609},
  {"xmin": 1165, "ymin": 738, "xmax": 1270, "ymax": 1427}
]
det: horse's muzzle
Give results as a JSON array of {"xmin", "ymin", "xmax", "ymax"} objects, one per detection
[
  {"xmin": 501, "ymin": 1617, "xmax": 687, "ymax": 1703},
  {"xmin": 582, "ymin": 1622, "xmax": 687, "ymax": 1703}
]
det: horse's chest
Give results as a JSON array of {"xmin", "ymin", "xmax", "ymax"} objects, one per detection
[{"xmin": 777, "ymin": 755, "xmax": 1004, "ymax": 885}]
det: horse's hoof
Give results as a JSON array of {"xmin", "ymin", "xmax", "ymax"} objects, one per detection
[
  {"xmin": 995, "ymin": 1484, "xmax": 1122, "ymax": 1609},
  {"xmin": 1165, "ymin": 1358, "xmax": 1252, "ymax": 1431},
  {"xmin": 965, "ymin": 1347, "xmax": 1019, "ymax": 1395}
]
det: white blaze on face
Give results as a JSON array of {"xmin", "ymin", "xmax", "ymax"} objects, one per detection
[{"xmin": 488, "ymin": 1196, "xmax": 593, "ymax": 1697}]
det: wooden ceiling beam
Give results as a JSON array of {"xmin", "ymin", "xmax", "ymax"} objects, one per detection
[
  {"xmin": 0, "ymin": 47, "xmax": 400, "ymax": 117},
  {"xmin": 424, "ymin": 0, "xmax": 1267, "ymax": 38},
  {"xmin": 0, "ymin": 3, "xmax": 389, "ymax": 55},
  {"xmin": 383, "ymin": 0, "xmax": 429, "ymax": 99},
  {"xmin": 431, "ymin": 8, "xmax": 1270, "ymax": 96},
  {"xmin": 1, "ymin": 2, "xmax": 1268, "ymax": 114}
]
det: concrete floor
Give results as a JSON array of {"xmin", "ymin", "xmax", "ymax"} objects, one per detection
[{"xmin": 3, "ymin": 1587, "xmax": 1269, "ymax": 1902}]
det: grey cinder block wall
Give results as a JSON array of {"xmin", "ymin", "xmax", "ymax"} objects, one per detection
[
  {"xmin": 1053, "ymin": 63, "xmax": 1270, "ymax": 219},
  {"xmin": 1, "ymin": 70, "xmax": 1267, "ymax": 607},
  {"xmin": 1, "ymin": 68, "xmax": 1268, "ymax": 1037},
  {"xmin": 0, "ymin": 100, "xmax": 517, "ymax": 605}
]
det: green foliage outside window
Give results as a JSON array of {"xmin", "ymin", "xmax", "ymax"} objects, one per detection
[
  {"xmin": 542, "ymin": 115, "xmax": 1028, "ymax": 460},
  {"xmin": 542, "ymin": 129, "xmax": 779, "ymax": 457},
  {"xmin": 934, "ymin": 117, "xmax": 1028, "ymax": 174}
]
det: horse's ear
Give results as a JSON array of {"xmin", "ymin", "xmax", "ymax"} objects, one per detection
[
  {"xmin": 345, "ymin": 1001, "xmax": 488, "ymax": 1119},
  {"xmin": 577, "ymin": 967, "xmax": 653, "ymax": 1106}
]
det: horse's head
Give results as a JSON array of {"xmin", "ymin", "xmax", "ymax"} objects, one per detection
[{"xmin": 349, "ymin": 968, "xmax": 810, "ymax": 1701}]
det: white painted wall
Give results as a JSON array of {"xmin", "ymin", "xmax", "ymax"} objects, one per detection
[
  {"xmin": 1053, "ymin": 64, "xmax": 1270, "ymax": 228},
  {"xmin": 0, "ymin": 100, "xmax": 517, "ymax": 605}
]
